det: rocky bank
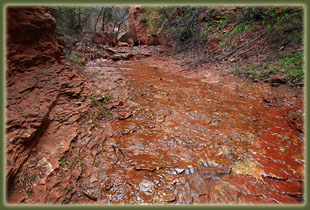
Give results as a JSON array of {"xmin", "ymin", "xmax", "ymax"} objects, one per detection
[{"xmin": 6, "ymin": 7, "xmax": 93, "ymax": 203}]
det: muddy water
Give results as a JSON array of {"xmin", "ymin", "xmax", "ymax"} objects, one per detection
[
  {"xmin": 23, "ymin": 61, "xmax": 303, "ymax": 205},
  {"xmin": 70, "ymin": 61, "xmax": 303, "ymax": 204}
]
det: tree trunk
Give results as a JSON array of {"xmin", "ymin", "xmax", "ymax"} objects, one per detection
[
  {"xmin": 116, "ymin": 12, "xmax": 126, "ymax": 36},
  {"xmin": 78, "ymin": 7, "xmax": 81, "ymax": 26},
  {"xmin": 72, "ymin": 6, "xmax": 76, "ymax": 29},
  {"xmin": 101, "ymin": 8, "xmax": 106, "ymax": 31},
  {"xmin": 93, "ymin": 7, "xmax": 103, "ymax": 40},
  {"xmin": 112, "ymin": 9, "xmax": 118, "ymax": 33}
]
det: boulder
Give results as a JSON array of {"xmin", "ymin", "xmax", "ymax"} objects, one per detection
[
  {"xmin": 118, "ymin": 32, "xmax": 138, "ymax": 45},
  {"xmin": 270, "ymin": 76, "xmax": 287, "ymax": 84},
  {"xmin": 118, "ymin": 41, "xmax": 129, "ymax": 47},
  {"xmin": 93, "ymin": 31, "xmax": 118, "ymax": 47}
]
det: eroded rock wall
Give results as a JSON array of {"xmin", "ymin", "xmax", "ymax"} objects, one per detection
[
  {"xmin": 6, "ymin": 7, "xmax": 92, "ymax": 203},
  {"xmin": 6, "ymin": 7, "xmax": 64, "ymax": 74},
  {"xmin": 126, "ymin": 6, "xmax": 161, "ymax": 46}
]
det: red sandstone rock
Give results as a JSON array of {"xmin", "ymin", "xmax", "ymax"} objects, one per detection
[
  {"xmin": 229, "ymin": 58, "xmax": 237, "ymax": 63},
  {"xmin": 6, "ymin": 7, "xmax": 63, "ymax": 75},
  {"xmin": 126, "ymin": 6, "xmax": 162, "ymax": 46},
  {"xmin": 93, "ymin": 32, "xmax": 118, "ymax": 47},
  {"xmin": 6, "ymin": 7, "xmax": 93, "ymax": 204},
  {"xmin": 118, "ymin": 32, "xmax": 138, "ymax": 45},
  {"xmin": 118, "ymin": 41, "xmax": 129, "ymax": 47},
  {"xmin": 270, "ymin": 76, "xmax": 287, "ymax": 84}
]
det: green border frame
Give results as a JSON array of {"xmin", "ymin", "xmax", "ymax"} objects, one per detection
[{"xmin": 0, "ymin": 0, "xmax": 308, "ymax": 209}]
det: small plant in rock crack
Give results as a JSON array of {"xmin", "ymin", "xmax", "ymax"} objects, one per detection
[
  {"xmin": 106, "ymin": 109, "xmax": 114, "ymax": 115},
  {"xmin": 79, "ymin": 162, "xmax": 88, "ymax": 177},
  {"xmin": 103, "ymin": 93, "xmax": 113, "ymax": 104},
  {"xmin": 102, "ymin": 77, "xmax": 110, "ymax": 82},
  {"xmin": 66, "ymin": 188, "xmax": 72, "ymax": 194},
  {"xmin": 90, "ymin": 72, "xmax": 98, "ymax": 77},
  {"xmin": 75, "ymin": 155, "xmax": 82, "ymax": 163},
  {"xmin": 54, "ymin": 182, "xmax": 62, "ymax": 188},
  {"xmin": 72, "ymin": 136, "xmax": 78, "ymax": 142},
  {"xmin": 88, "ymin": 94, "xmax": 112, "ymax": 107},
  {"xmin": 87, "ymin": 190, "xmax": 92, "ymax": 195},
  {"xmin": 57, "ymin": 158, "xmax": 69, "ymax": 165},
  {"xmin": 87, "ymin": 94, "xmax": 114, "ymax": 126},
  {"xmin": 88, "ymin": 95, "xmax": 97, "ymax": 104}
]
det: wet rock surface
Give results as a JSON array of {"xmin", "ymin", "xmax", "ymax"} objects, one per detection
[{"xmin": 8, "ymin": 58, "xmax": 303, "ymax": 204}]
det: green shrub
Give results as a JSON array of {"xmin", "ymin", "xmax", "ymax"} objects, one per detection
[
  {"xmin": 65, "ymin": 50, "xmax": 84, "ymax": 66},
  {"xmin": 87, "ymin": 94, "xmax": 114, "ymax": 126},
  {"xmin": 276, "ymin": 52, "xmax": 304, "ymax": 82}
]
